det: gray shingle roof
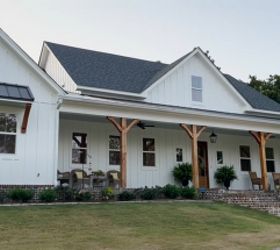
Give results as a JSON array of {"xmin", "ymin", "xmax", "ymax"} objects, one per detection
[
  {"xmin": 224, "ymin": 74, "xmax": 280, "ymax": 112},
  {"xmin": 46, "ymin": 42, "xmax": 280, "ymax": 112},
  {"xmin": 46, "ymin": 42, "xmax": 167, "ymax": 93}
]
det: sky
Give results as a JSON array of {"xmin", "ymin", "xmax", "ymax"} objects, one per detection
[{"xmin": 0, "ymin": 0, "xmax": 279, "ymax": 82}]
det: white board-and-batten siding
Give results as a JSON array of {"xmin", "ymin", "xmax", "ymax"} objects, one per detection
[
  {"xmin": 0, "ymin": 39, "xmax": 59, "ymax": 185},
  {"xmin": 145, "ymin": 53, "xmax": 247, "ymax": 114},
  {"xmin": 59, "ymin": 119, "xmax": 280, "ymax": 189},
  {"xmin": 44, "ymin": 49, "xmax": 77, "ymax": 93}
]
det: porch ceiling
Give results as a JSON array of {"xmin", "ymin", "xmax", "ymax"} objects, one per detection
[{"xmin": 59, "ymin": 112, "xmax": 280, "ymax": 138}]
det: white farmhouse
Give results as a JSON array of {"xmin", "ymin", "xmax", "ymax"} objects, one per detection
[{"xmin": 1, "ymin": 28, "xmax": 280, "ymax": 190}]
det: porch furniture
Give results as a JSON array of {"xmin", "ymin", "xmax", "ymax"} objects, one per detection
[
  {"xmin": 71, "ymin": 169, "xmax": 91, "ymax": 189},
  {"xmin": 272, "ymin": 173, "xmax": 280, "ymax": 189},
  {"xmin": 107, "ymin": 170, "xmax": 121, "ymax": 188},
  {"xmin": 249, "ymin": 171, "xmax": 262, "ymax": 190},
  {"xmin": 57, "ymin": 170, "xmax": 70, "ymax": 185},
  {"xmin": 90, "ymin": 176, "xmax": 108, "ymax": 188}
]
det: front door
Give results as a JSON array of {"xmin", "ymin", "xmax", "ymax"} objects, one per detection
[{"xmin": 198, "ymin": 141, "xmax": 209, "ymax": 188}]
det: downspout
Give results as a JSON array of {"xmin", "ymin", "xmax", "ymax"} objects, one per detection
[{"xmin": 53, "ymin": 98, "xmax": 63, "ymax": 186}]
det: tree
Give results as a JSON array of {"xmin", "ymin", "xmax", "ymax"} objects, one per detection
[{"xmin": 248, "ymin": 74, "xmax": 280, "ymax": 103}]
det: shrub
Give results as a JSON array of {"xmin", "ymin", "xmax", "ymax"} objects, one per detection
[
  {"xmin": 55, "ymin": 185, "xmax": 74, "ymax": 201},
  {"xmin": 0, "ymin": 191, "xmax": 7, "ymax": 203},
  {"xmin": 8, "ymin": 188, "xmax": 34, "ymax": 202},
  {"xmin": 101, "ymin": 187, "xmax": 115, "ymax": 200},
  {"xmin": 181, "ymin": 186, "xmax": 197, "ymax": 199},
  {"xmin": 39, "ymin": 189, "xmax": 57, "ymax": 202},
  {"xmin": 140, "ymin": 186, "xmax": 162, "ymax": 200},
  {"xmin": 118, "ymin": 191, "xmax": 136, "ymax": 201},
  {"xmin": 75, "ymin": 190, "xmax": 92, "ymax": 201},
  {"xmin": 172, "ymin": 162, "xmax": 193, "ymax": 186},
  {"xmin": 163, "ymin": 184, "xmax": 181, "ymax": 199}
]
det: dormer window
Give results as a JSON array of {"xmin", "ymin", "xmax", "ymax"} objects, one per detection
[{"xmin": 191, "ymin": 76, "xmax": 202, "ymax": 102}]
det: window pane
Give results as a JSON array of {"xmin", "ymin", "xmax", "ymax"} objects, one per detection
[
  {"xmin": 109, "ymin": 136, "xmax": 120, "ymax": 150},
  {"xmin": 192, "ymin": 89, "xmax": 202, "ymax": 102},
  {"xmin": 6, "ymin": 114, "xmax": 16, "ymax": 133},
  {"xmin": 143, "ymin": 138, "xmax": 155, "ymax": 151},
  {"xmin": 143, "ymin": 153, "xmax": 155, "ymax": 166},
  {"xmin": 265, "ymin": 148, "xmax": 274, "ymax": 159},
  {"xmin": 240, "ymin": 146, "xmax": 250, "ymax": 158},
  {"xmin": 0, "ymin": 134, "xmax": 16, "ymax": 154},
  {"xmin": 0, "ymin": 114, "xmax": 5, "ymax": 132},
  {"xmin": 241, "ymin": 159, "xmax": 251, "ymax": 171},
  {"xmin": 266, "ymin": 161, "xmax": 275, "ymax": 172},
  {"xmin": 109, "ymin": 151, "xmax": 120, "ymax": 165},
  {"xmin": 72, "ymin": 133, "xmax": 87, "ymax": 148},
  {"xmin": 72, "ymin": 149, "xmax": 87, "ymax": 164},
  {"xmin": 176, "ymin": 148, "xmax": 183, "ymax": 162},
  {"xmin": 191, "ymin": 76, "xmax": 202, "ymax": 88},
  {"xmin": 217, "ymin": 151, "xmax": 223, "ymax": 164}
]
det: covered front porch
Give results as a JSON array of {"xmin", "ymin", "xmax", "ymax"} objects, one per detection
[{"xmin": 57, "ymin": 96, "xmax": 280, "ymax": 190}]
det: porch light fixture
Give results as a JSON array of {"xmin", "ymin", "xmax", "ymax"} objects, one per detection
[{"xmin": 209, "ymin": 129, "xmax": 217, "ymax": 143}]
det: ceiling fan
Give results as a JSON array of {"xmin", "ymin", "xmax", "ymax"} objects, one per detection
[{"xmin": 137, "ymin": 121, "xmax": 155, "ymax": 129}]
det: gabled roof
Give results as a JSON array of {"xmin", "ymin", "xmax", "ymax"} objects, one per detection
[
  {"xmin": 0, "ymin": 28, "xmax": 65, "ymax": 95},
  {"xmin": 224, "ymin": 74, "xmax": 280, "ymax": 112},
  {"xmin": 45, "ymin": 42, "xmax": 280, "ymax": 113},
  {"xmin": 45, "ymin": 42, "xmax": 167, "ymax": 93},
  {"xmin": 0, "ymin": 82, "xmax": 34, "ymax": 101}
]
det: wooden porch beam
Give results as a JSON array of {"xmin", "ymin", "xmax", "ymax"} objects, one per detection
[
  {"xmin": 107, "ymin": 117, "xmax": 139, "ymax": 187},
  {"xmin": 21, "ymin": 103, "xmax": 32, "ymax": 134},
  {"xmin": 249, "ymin": 131, "xmax": 273, "ymax": 190},
  {"xmin": 180, "ymin": 124, "xmax": 207, "ymax": 188}
]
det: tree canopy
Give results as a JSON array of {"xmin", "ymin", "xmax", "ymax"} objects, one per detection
[{"xmin": 248, "ymin": 74, "xmax": 280, "ymax": 104}]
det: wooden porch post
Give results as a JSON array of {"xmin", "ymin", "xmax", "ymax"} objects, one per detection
[
  {"xmin": 107, "ymin": 117, "xmax": 139, "ymax": 187},
  {"xmin": 180, "ymin": 124, "xmax": 207, "ymax": 188},
  {"xmin": 249, "ymin": 131, "xmax": 272, "ymax": 190}
]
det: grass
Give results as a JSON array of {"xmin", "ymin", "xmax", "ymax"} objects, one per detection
[{"xmin": 0, "ymin": 202, "xmax": 280, "ymax": 250}]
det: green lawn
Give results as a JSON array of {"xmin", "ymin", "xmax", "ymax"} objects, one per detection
[{"xmin": 0, "ymin": 202, "xmax": 279, "ymax": 250}]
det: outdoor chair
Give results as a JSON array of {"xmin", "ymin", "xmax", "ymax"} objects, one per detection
[
  {"xmin": 249, "ymin": 171, "xmax": 262, "ymax": 190},
  {"xmin": 107, "ymin": 170, "xmax": 121, "ymax": 189},
  {"xmin": 71, "ymin": 169, "xmax": 91, "ymax": 189},
  {"xmin": 272, "ymin": 172, "xmax": 280, "ymax": 190},
  {"xmin": 57, "ymin": 170, "xmax": 70, "ymax": 185}
]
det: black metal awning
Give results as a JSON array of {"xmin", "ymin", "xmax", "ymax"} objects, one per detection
[{"xmin": 0, "ymin": 82, "xmax": 34, "ymax": 102}]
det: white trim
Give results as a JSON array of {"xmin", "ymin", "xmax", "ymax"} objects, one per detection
[
  {"xmin": 0, "ymin": 29, "xmax": 65, "ymax": 95},
  {"xmin": 245, "ymin": 109, "xmax": 280, "ymax": 117},
  {"xmin": 77, "ymin": 86, "xmax": 146, "ymax": 100},
  {"xmin": 59, "ymin": 94, "xmax": 280, "ymax": 129}
]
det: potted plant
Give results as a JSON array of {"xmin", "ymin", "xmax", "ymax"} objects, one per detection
[
  {"xmin": 172, "ymin": 162, "xmax": 193, "ymax": 186},
  {"xmin": 214, "ymin": 165, "xmax": 238, "ymax": 190},
  {"xmin": 91, "ymin": 170, "xmax": 105, "ymax": 177}
]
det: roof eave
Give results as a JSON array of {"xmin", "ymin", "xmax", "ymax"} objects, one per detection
[{"xmin": 77, "ymin": 85, "xmax": 146, "ymax": 100}]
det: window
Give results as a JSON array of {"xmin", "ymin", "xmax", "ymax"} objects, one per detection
[
  {"xmin": 191, "ymin": 76, "xmax": 202, "ymax": 102},
  {"xmin": 143, "ymin": 138, "xmax": 155, "ymax": 166},
  {"xmin": 176, "ymin": 148, "xmax": 183, "ymax": 162},
  {"xmin": 239, "ymin": 145, "xmax": 251, "ymax": 171},
  {"xmin": 0, "ymin": 113, "xmax": 16, "ymax": 154},
  {"xmin": 266, "ymin": 147, "xmax": 275, "ymax": 172},
  {"xmin": 72, "ymin": 133, "xmax": 87, "ymax": 164},
  {"xmin": 217, "ymin": 151, "xmax": 223, "ymax": 164},
  {"xmin": 109, "ymin": 135, "xmax": 120, "ymax": 165}
]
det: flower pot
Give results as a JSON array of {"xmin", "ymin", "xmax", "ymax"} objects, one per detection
[
  {"xmin": 224, "ymin": 180, "xmax": 231, "ymax": 190},
  {"xmin": 182, "ymin": 179, "xmax": 189, "ymax": 187}
]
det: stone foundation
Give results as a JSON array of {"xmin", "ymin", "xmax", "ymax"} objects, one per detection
[{"xmin": 200, "ymin": 188, "xmax": 280, "ymax": 217}]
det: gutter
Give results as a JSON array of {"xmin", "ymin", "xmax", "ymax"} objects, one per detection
[{"xmin": 59, "ymin": 94, "xmax": 280, "ymax": 124}]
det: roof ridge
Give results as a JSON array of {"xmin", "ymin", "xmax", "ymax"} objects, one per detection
[{"xmin": 45, "ymin": 41, "xmax": 168, "ymax": 66}]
